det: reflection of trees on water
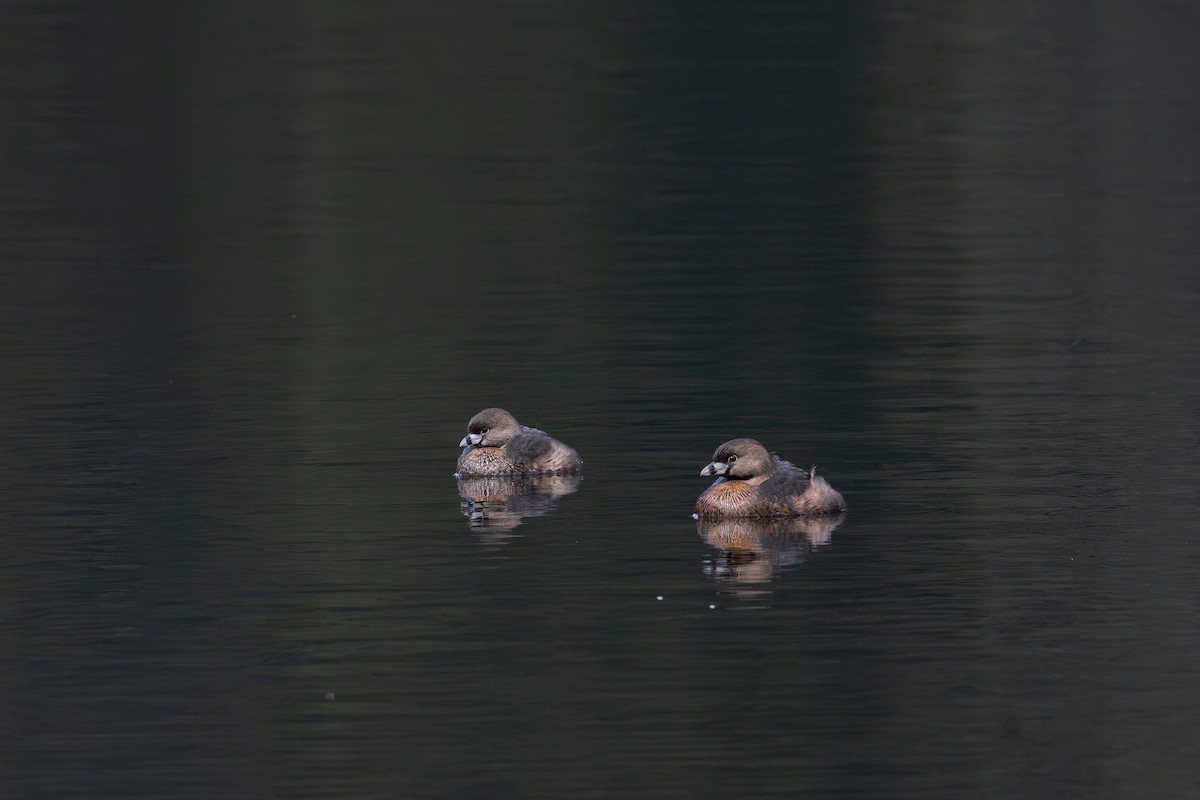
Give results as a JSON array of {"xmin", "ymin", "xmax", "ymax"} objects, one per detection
[
  {"xmin": 456, "ymin": 474, "xmax": 581, "ymax": 535},
  {"xmin": 698, "ymin": 513, "xmax": 845, "ymax": 583}
]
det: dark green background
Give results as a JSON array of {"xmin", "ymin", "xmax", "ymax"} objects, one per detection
[{"xmin": 2, "ymin": 2, "xmax": 1198, "ymax": 798}]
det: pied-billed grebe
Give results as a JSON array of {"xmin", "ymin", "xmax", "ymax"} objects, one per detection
[
  {"xmin": 694, "ymin": 438, "xmax": 846, "ymax": 518},
  {"xmin": 456, "ymin": 407, "xmax": 582, "ymax": 476}
]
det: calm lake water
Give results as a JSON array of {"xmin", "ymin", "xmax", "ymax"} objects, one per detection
[{"xmin": 2, "ymin": 3, "xmax": 1199, "ymax": 798}]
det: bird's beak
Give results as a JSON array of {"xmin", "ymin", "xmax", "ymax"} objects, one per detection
[
  {"xmin": 460, "ymin": 433, "xmax": 482, "ymax": 447},
  {"xmin": 700, "ymin": 461, "xmax": 728, "ymax": 477}
]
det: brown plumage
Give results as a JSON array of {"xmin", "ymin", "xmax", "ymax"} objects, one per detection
[
  {"xmin": 694, "ymin": 438, "xmax": 846, "ymax": 519},
  {"xmin": 456, "ymin": 408, "xmax": 582, "ymax": 476}
]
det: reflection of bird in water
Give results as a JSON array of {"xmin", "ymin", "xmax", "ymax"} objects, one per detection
[
  {"xmin": 698, "ymin": 513, "xmax": 846, "ymax": 583},
  {"xmin": 456, "ymin": 473, "xmax": 581, "ymax": 534}
]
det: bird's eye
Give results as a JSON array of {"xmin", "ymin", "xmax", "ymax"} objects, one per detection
[
  {"xmin": 481, "ymin": 428, "xmax": 489, "ymax": 434},
  {"xmin": 727, "ymin": 455, "xmax": 737, "ymax": 463}
]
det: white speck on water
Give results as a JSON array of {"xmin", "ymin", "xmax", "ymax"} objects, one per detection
[
  {"xmin": 656, "ymin": 596, "xmax": 663, "ymax": 601},
  {"xmin": 709, "ymin": 604, "xmax": 716, "ymax": 609}
]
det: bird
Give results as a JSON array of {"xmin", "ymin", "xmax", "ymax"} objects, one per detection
[
  {"xmin": 694, "ymin": 438, "xmax": 845, "ymax": 518},
  {"xmin": 455, "ymin": 407, "xmax": 582, "ymax": 476}
]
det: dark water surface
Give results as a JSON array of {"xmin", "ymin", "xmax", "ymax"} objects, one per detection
[{"xmin": 2, "ymin": 3, "xmax": 1199, "ymax": 798}]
